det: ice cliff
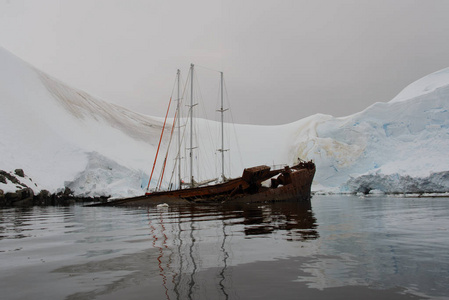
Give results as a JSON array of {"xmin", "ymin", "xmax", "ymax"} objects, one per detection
[{"xmin": 292, "ymin": 67, "xmax": 449, "ymax": 194}]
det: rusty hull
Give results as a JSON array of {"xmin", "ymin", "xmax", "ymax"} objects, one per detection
[{"xmin": 92, "ymin": 161, "xmax": 315, "ymax": 207}]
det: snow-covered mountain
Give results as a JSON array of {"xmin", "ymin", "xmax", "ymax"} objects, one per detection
[{"xmin": 1, "ymin": 46, "xmax": 448, "ymax": 198}]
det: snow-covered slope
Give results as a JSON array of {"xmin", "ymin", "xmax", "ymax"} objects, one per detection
[
  {"xmin": 0, "ymin": 46, "xmax": 163, "ymax": 198},
  {"xmin": 290, "ymin": 68, "xmax": 449, "ymax": 193},
  {"xmin": 1, "ymin": 46, "xmax": 448, "ymax": 197}
]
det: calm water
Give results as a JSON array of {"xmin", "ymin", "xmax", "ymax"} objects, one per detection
[{"xmin": 1, "ymin": 195, "xmax": 448, "ymax": 300}]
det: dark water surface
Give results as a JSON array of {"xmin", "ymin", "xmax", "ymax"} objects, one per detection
[{"xmin": 1, "ymin": 195, "xmax": 448, "ymax": 299}]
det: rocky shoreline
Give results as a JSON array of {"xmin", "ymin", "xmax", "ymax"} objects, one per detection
[{"xmin": 0, "ymin": 169, "xmax": 109, "ymax": 207}]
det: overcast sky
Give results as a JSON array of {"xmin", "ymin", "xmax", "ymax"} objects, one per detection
[{"xmin": 2, "ymin": 0, "xmax": 449, "ymax": 125}]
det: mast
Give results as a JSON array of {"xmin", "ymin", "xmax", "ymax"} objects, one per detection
[
  {"xmin": 190, "ymin": 64, "xmax": 194, "ymax": 188},
  {"xmin": 220, "ymin": 72, "xmax": 225, "ymax": 181},
  {"xmin": 217, "ymin": 71, "xmax": 228, "ymax": 182},
  {"xmin": 177, "ymin": 69, "xmax": 182, "ymax": 189}
]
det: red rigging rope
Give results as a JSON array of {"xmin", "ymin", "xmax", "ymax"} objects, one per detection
[
  {"xmin": 157, "ymin": 108, "xmax": 178, "ymax": 191},
  {"xmin": 146, "ymin": 97, "xmax": 173, "ymax": 193}
]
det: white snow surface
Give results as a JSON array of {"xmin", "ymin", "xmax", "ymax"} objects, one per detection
[
  {"xmin": 390, "ymin": 67, "xmax": 449, "ymax": 103},
  {"xmin": 1, "ymin": 46, "xmax": 449, "ymax": 197}
]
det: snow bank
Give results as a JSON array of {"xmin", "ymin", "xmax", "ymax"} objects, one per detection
[{"xmin": 65, "ymin": 152, "xmax": 144, "ymax": 199}]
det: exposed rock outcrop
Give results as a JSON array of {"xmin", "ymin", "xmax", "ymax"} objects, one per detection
[
  {"xmin": 15, "ymin": 169, "xmax": 25, "ymax": 177},
  {"xmin": 0, "ymin": 169, "xmax": 109, "ymax": 206}
]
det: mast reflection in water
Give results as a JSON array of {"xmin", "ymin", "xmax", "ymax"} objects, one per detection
[
  {"xmin": 146, "ymin": 202, "xmax": 318, "ymax": 300},
  {"xmin": 2, "ymin": 196, "xmax": 449, "ymax": 299}
]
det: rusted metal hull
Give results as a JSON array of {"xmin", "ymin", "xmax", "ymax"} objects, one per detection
[{"xmin": 93, "ymin": 161, "xmax": 315, "ymax": 207}]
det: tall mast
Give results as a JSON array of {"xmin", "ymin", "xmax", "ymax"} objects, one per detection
[
  {"xmin": 190, "ymin": 64, "xmax": 194, "ymax": 188},
  {"xmin": 176, "ymin": 69, "xmax": 182, "ymax": 189},
  {"xmin": 220, "ymin": 72, "xmax": 225, "ymax": 181},
  {"xmin": 217, "ymin": 71, "xmax": 228, "ymax": 182}
]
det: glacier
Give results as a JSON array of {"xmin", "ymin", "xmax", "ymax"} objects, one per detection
[
  {"xmin": 297, "ymin": 75, "xmax": 449, "ymax": 194},
  {"xmin": 1, "ymin": 46, "xmax": 448, "ymax": 199}
]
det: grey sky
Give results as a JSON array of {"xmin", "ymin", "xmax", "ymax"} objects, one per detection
[{"xmin": 2, "ymin": 0, "xmax": 449, "ymax": 125}]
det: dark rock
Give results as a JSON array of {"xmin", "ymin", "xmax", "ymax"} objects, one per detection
[
  {"xmin": 4, "ymin": 188, "xmax": 34, "ymax": 206},
  {"xmin": 15, "ymin": 188, "xmax": 34, "ymax": 205},
  {"xmin": 5, "ymin": 191, "xmax": 20, "ymax": 202},
  {"xmin": 0, "ymin": 174, "xmax": 6, "ymax": 184},
  {"xmin": 35, "ymin": 189, "xmax": 52, "ymax": 205},
  {"xmin": 15, "ymin": 169, "xmax": 25, "ymax": 177},
  {"xmin": 39, "ymin": 189, "xmax": 51, "ymax": 199},
  {"xmin": 63, "ymin": 187, "xmax": 73, "ymax": 197},
  {"xmin": 55, "ymin": 187, "xmax": 74, "ymax": 199},
  {"xmin": 47, "ymin": 187, "xmax": 76, "ymax": 205},
  {"xmin": 0, "ymin": 189, "xmax": 6, "ymax": 206},
  {"xmin": 0, "ymin": 170, "xmax": 20, "ymax": 184}
]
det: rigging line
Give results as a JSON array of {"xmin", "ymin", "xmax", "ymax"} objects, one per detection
[
  {"xmin": 201, "ymin": 69, "xmax": 222, "ymax": 169},
  {"xmin": 195, "ymin": 119, "xmax": 215, "ymax": 181},
  {"xmin": 168, "ymin": 93, "xmax": 192, "ymax": 188},
  {"xmin": 158, "ymin": 70, "xmax": 189, "ymax": 190},
  {"xmin": 192, "ymin": 68, "xmax": 209, "ymax": 120},
  {"xmin": 194, "ymin": 68, "xmax": 221, "ymax": 178},
  {"xmin": 226, "ymin": 119, "xmax": 232, "ymax": 177},
  {"xmin": 157, "ymin": 107, "xmax": 179, "ymax": 191},
  {"xmin": 193, "ymin": 118, "xmax": 202, "ymax": 181},
  {"xmin": 168, "ymin": 114, "xmax": 188, "ymax": 187},
  {"xmin": 146, "ymin": 96, "xmax": 174, "ymax": 193},
  {"xmin": 146, "ymin": 72, "xmax": 181, "ymax": 192},
  {"xmin": 195, "ymin": 64, "xmax": 222, "ymax": 74},
  {"xmin": 168, "ymin": 110, "xmax": 190, "ymax": 189},
  {"xmin": 223, "ymin": 78, "xmax": 244, "ymax": 170},
  {"xmin": 165, "ymin": 69, "xmax": 190, "ymax": 189},
  {"xmin": 168, "ymin": 156, "xmax": 179, "ymax": 190}
]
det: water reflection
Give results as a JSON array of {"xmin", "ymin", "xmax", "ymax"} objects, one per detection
[
  {"xmin": 219, "ymin": 217, "xmax": 229, "ymax": 299},
  {"xmin": 236, "ymin": 202, "xmax": 318, "ymax": 240},
  {"xmin": 146, "ymin": 202, "xmax": 318, "ymax": 300},
  {"xmin": 3, "ymin": 196, "xmax": 446, "ymax": 299},
  {"xmin": 0, "ymin": 206, "xmax": 73, "ymax": 241}
]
